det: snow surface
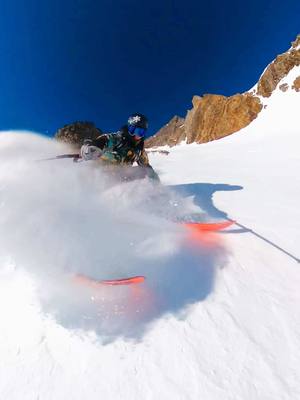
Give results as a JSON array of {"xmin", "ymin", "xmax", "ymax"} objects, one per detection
[{"xmin": 0, "ymin": 69, "xmax": 300, "ymax": 399}]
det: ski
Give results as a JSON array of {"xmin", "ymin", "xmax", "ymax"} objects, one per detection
[
  {"xmin": 183, "ymin": 220, "xmax": 235, "ymax": 232},
  {"xmin": 73, "ymin": 274, "xmax": 146, "ymax": 288}
]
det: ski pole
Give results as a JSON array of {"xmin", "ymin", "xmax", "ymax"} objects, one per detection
[{"xmin": 36, "ymin": 153, "xmax": 81, "ymax": 162}]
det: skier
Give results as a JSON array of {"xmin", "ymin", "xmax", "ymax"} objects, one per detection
[{"xmin": 80, "ymin": 113, "xmax": 159, "ymax": 181}]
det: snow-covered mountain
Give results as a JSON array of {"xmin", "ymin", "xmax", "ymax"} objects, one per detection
[
  {"xmin": 146, "ymin": 34, "xmax": 300, "ymax": 147},
  {"xmin": 1, "ymin": 47, "xmax": 300, "ymax": 400}
]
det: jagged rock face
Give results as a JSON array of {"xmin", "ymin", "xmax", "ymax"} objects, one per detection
[
  {"xmin": 146, "ymin": 34, "xmax": 300, "ymax": 148},
  {"xmin": 145, "ymin": 116, "xmax": 185, "ymax": 148},
  {"xmin": 279, "ymin": 83, "xmax": 289, "ymax": 92},
  {"xmin": 55, "ymin": 121, "xmax": 102, "ymax": 149},
  {"xmin": 147, "ymin": 93, "xmax": 262, "ymax": 147},
  {"xmin": 184, "ymin": 93, "xmax": 262, "ymax": 143},
  {"xmin": 257, "ymin": 35, "xmax": 300, "ymax": 97},
  {"xmin": 292, "ymin": 34, "xmax": 300, "ymax": 49},
  {"xmin": 292, "ymin": 76, "xmax": 300, "ymax": 92}
]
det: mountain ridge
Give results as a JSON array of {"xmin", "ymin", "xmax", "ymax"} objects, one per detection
[{"xmin": 146, "ymin": 34, "xmax": 300, "ymax": 148}]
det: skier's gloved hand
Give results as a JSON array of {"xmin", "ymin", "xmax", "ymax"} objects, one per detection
[{"xmin": 80, "ymin": 142, "xmax": 103, "ymax": 161}]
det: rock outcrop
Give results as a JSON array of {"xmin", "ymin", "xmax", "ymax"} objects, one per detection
[
  {"xmin": 279, "ymin": 83, "xmax": 289, "ymax": 92},
  {"xmin": 145, "ymin": 116, "xmax": 185, "ymax": 148},
  {"xmin": 184, "ymin": 93, "xmax": 262, "ymax": 144},
  {"xmin": 55, "ymin": 121, "xmax": 102, "ymax": 149},
  {"xmin": 292, "ymin": 76, "xmax": 300, "ymax": 92},
  {"xmin": 146, "ymin": 92, "xmax": 262, "ymax": 147},
  {"xmin": 257, "ymin": 34, "xmax": 300, "ymax": 97},
  {"xmin": 146, "ymin": 34, "xmax": 300, "ymax": 148}
]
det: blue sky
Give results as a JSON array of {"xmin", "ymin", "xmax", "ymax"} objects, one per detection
[{"xmin": 0, "ymin": 0, "xmax": 299, "ymax": 136}]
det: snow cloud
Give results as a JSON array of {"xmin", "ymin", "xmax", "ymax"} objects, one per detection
[{"xmin": 0, "ymin": 132, "xmax": 227, "ymax": 341}]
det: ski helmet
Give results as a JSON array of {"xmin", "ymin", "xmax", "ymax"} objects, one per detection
[{"xmin": 127, "ymin": 113, "xmax": 148, "ymax": 130}]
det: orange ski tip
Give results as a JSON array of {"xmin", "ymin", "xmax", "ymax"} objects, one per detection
[
  {"xmin": 101, "ymin": 276, "xmax": 146, "ymax": 286},
  {"xmin": 73, "ymin": 274, "xmax": 146, "ymax": 288},
  {"xmin": 184, "ymin": 220, "xmax": 235, "ymax": 232}
]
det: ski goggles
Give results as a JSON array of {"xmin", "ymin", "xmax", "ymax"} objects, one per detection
[{"xmin": 128, "ymin": 125, "xmax": 147, "ymax": 137}]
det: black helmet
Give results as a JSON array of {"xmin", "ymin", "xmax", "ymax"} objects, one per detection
[{"xmin": 127, "ymin": 113, "xmax": 148, "ymax": 130}]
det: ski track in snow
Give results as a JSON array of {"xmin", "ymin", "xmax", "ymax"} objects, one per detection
[{"xmin": 1, "ymin": 68, "xmax": 300, "ymax": 399}]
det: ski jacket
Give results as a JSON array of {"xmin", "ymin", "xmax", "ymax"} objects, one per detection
[{"xmin": 86, "ymin": 126, "xmax": 159, "ymax": 180}]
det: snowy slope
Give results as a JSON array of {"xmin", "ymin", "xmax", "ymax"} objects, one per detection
[{"xmin": 0, "ymin": 67, "xmax": 300, "ymax": 400}]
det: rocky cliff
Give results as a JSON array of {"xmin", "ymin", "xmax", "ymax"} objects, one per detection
[
  {"xmin": 55, "ymin": 121, "xmax": 102, "ymax": 149},
  {"xmin": 292, "ymin": 76, "xmax": 300, "ymax": 92},
  {"xmin": 257, "ymin": 35, "xmax": 300, "ymax": 97},
  {"xmin": 145, "ymin": 93, "xmax": 263, "ymax": 148},
  {"xmin": 146, "ymin": 116, "xmax": 185, "ymax": 147},
  {"xmin": 146, "ymin": 34, "xmax": 300, "ymax": 148},
  {"xmin": 184, "ymin": 93, "xmax": 262, "ymax": 144}
]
